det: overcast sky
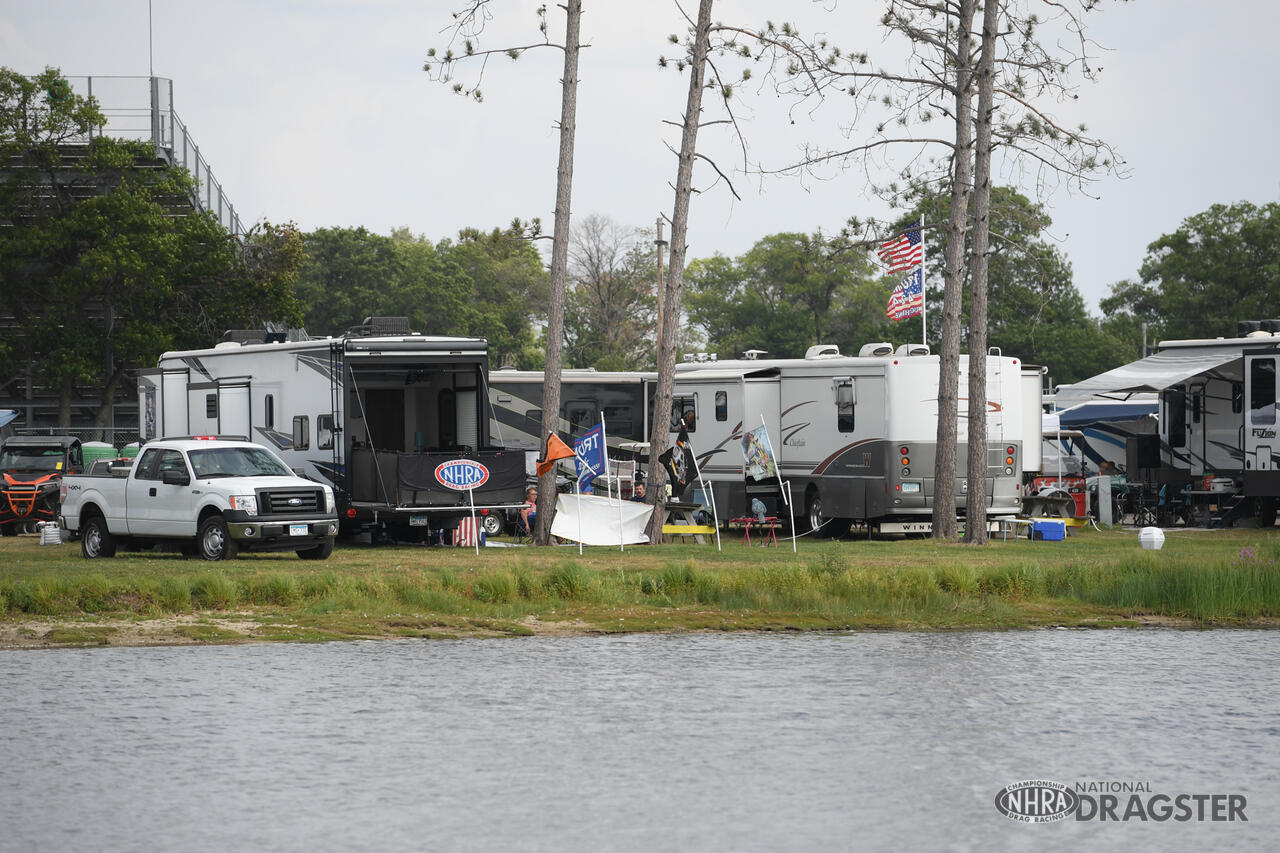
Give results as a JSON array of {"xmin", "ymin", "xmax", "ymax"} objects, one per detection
[{"xmin": 4, "ymin": 1, "xmax": 1278, "ymax": 317}]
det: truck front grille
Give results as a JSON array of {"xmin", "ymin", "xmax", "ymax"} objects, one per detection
[{"xmin": 258, "ymin": 488, "xmax": 324, "ymax": 515}]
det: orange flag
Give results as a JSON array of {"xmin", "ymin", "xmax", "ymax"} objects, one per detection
[{"xmin": 536, "ymin": 433, "xmax": 575, "ymax": 476}]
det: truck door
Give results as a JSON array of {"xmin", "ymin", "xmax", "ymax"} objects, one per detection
[
  {"xmin": 126, "ymin": 448, "xmax": 196, "ymax": 536},
  {"xmin": 1244, "ymin": 355, "xmax": 1278, "ymax": 471}
]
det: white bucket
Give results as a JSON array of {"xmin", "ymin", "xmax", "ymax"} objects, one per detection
[{"xmin": 1138, "ymin": 526, "xmax": 1165, "ymax": 551}]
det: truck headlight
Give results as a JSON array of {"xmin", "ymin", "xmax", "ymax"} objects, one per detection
[
  {"xmin": 229, "ymin": 495, "xmax": 258, "ymax": 516},
  {"xmin": 324, "ymin": 488, "xmax": 335, "ymax": 514}
]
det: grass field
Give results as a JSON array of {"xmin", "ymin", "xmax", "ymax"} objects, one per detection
[{"xmin": 2, "ymin": 525, "xmax": 1278, "ymax": 648}]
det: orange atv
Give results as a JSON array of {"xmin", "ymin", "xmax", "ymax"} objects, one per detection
[{"xmin": 0, "ymin": 436, "xmax": 83, "ymax": 535}]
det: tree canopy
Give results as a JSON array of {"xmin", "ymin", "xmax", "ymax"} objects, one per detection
[
  {"xmin": 1101, "ymin": 201, "xmax": 1280, "ymax": 345},
  {"xmin": 685, "ymin": 230, "xmax": 890, "ymax": 360}
]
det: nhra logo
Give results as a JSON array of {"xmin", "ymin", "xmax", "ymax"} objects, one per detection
[
  {"xmin": 994, "ymin": 780, "xmax": 1078, "ymax": 823},
  {"xmin": 434, "ymin": 459, "xmax": 490, "ymax": 491}
]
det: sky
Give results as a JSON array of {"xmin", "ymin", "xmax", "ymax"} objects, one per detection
[{"xmin": 3, "ymin": 0, "xmax": 1278, "ymax": 316}]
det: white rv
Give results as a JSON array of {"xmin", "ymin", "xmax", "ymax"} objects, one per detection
[
  {"xmin": 671, "ymin": 343, "xmax": 1043, "ymax": 536},
  {"xmin": 1055, "ymin": 321, "xmax": 1280, "ymax": 525},
  {"xmin": 487, "ymin": 369, "xmax": 657, "ymax": 461},
  {"xmin": 137, "ymin": 320, "xmax": 526, "ymax": 540}
]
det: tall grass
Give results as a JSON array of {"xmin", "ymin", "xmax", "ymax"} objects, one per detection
[{"xmin": 3, "ymin": 537, "xmax": 1280, "ymax": 629}]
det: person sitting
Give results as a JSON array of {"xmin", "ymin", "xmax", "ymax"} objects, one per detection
[
  {"xmin": 519, "ymin": 486, "xmax": 538, "ymax": 535},
  {"xmin": 630, "ymin": 482, "xmax": 647, "ymax": 502}
]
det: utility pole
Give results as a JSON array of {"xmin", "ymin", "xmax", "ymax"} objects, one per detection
[{"xmin": 654, "ymin": 215, "xmax": 667, "ymax": 367}]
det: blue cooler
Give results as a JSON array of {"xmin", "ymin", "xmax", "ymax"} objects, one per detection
[{"xmin": 1031, "ymin": 519, "xmax": 1066, "ymax": 541}]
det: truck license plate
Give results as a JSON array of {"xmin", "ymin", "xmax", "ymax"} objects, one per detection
[
  {"xmin": 409, "ymin": 516, "xmax": 429, "ymax": 527},
  {"xmin": 289, "ymin": 523, "xmax": 309, "ymax": 537}
]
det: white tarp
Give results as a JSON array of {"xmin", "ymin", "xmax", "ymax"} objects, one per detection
[
  {"xmin": 1054, "ymin": 345, "xmax": 1242, "ymax": 406},
  {"xmin": 551, "ymin": 493, "xmax": 653, "ymax": 545}
]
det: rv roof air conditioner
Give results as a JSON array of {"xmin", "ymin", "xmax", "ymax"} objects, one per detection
[
  {"xmin": 859, "ymin": 343, "xmax": 894, "ymax": 358},
  {"xmin": 895, "ymin": 344, "xmax": 930, "ymax": 356},
  {"xmin": 805, "ymin": 344, "xmax": 841, "ymax": 359},
  {"xmin": 742, "ymin": 349, "xmax": 768, "ymax": 360}
]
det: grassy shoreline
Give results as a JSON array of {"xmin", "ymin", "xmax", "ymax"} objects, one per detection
[{"xmin": 3, "ymin": 526, "xmax": 1279, "ymax": 649}]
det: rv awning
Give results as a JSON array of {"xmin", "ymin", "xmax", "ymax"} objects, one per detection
[{"xmin": 1055, "ymin": 346, "xmax": 1242, "ymax": 406}]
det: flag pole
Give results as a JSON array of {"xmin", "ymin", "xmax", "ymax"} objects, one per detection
[
  {"xmin": 759, "ymin": 415, "xmax": 797, "ymax": 553},
  {"xmin": 919, "ymin": 219, "xmax": 927, "ymax": 348},
  {"xmin": 602, "ymin": 411, "xmax": 624, "ymax": 552},
  {"xmin": 468, "ymin": 486, "xmax": 479, "ymax": 556},
  {"xmin": 688, "ymin": 441, "xmax": 721, "ymax": 552}
]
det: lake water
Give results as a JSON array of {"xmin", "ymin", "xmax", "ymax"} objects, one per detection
[{"xmin": 1, "ymin": 631, "xmax": 1277, "ymax": 852}]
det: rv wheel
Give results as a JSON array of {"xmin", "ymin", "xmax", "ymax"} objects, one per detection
[
  {"xmin": 1254, "ymin": 497, "xmax": 1278, "ymax": 528},
  {"xmin": 482, "ymin": 512, "xmax": 504, "ymax": 537}
]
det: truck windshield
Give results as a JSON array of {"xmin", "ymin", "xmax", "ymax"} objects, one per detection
[
  {"xmin": 0, "ymin": 448, "xmax": 65, "ymax": 472},
  {"xmin": 188, "ymin": 447, "xmax": 293, "ymax": 479}
]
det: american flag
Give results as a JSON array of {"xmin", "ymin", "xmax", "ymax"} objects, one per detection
[{"xmin": 877, "ymin": 219, "xmax": 923, "ymax": 274}]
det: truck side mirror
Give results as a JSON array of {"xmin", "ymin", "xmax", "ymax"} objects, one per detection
[{"xmin": 162, "ymin": 469, "xmax": 190, "ymax": 487}]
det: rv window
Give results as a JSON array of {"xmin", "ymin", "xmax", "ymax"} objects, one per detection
[
  {"xmin": 265, "ymin": 395, "xmax": 275, "ymax": 429},
  {"xmin": 1192, "ymin": 389, "xmax": 1202, "ymax": 424},
  {"xmin": 1164, "ymin": 386, "xmax": 1187, "ymax": 448},
  {"xmin": 318, "ymin": 414, "xmax": 335, "ymax": 450},
  {"xmin": 564, "ymin": 402, "xmax": 594, "ymax": 437},
  {"xmin": 715, "ymin": 391, "xmax": 727, "ymax": 422},
  {"xmin": 293, "ymin": 415, "xmax": 310, "ymax": 450},
  {"xmin": 525, "ymin": 409, "xmax": 542, "ymax": 431},
  {"xmin": 602, "ymin": 405, "xmax": 633, "ymax": 437},
  {"xmin": 1250, "ymin": 359, "xmax": 1277, "ymax": 425},
  {"xmin": 671, "ymin": 397, "xmax": 696, "ymax": 432},
  {"xmin": 836, "ymin": 380, "xmax": 855, "ymax": 433},
  {"xmin": 205, "ymin": 394, "xmax": 218, "ymax": 419}
]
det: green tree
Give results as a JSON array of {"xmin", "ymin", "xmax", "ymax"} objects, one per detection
[
  {"xmin": 294, "ymin": 227, "xmax": 406, "ymax": 335},
  {"xmin": 439, "ymin": 222, "xmax": 549, "ymax": 370},
  {"xmin": 686, "ymin": 231, "xmax": 885, "ymax": 359},
  {"xmin": 1108, "ymin": 201, "xmax": 1280, "ymax": 343},
  {"xmin": 0, "ymin": 66, "xmax": 302, "ymax": 428},
  {"xmin": 564, "ymin": 214, "xmax": 657, "ymax": 370},
  {"xmin": 897, "ymin": 188, "xmax": 1125, "ymax": 384}
]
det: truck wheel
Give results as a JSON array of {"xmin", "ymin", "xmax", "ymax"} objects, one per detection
[
  {"xmin": 296, "ymin": 539, "xmax": 334, "ymax": 560},
  {"xmin": 198, "ymin": 516, "xmax": 239, "ymax": 561},
  {"xmin": 81, "ymin": 516, "xmax": 117, "ymax": 558}
]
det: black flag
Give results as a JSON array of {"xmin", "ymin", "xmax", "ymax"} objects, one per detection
[{"xmin": 658, "ymin": 427, "xmax": 696, "ymax": 499}]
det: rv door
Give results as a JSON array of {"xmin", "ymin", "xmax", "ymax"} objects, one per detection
[{"xmin": 1245, "ymin": 355, "xmax": 1279, "ymax": 471}]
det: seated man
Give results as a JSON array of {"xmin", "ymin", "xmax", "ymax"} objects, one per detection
[{"xmin": 630, "ymin": 482, "xmax": 647, "ymax": 502}]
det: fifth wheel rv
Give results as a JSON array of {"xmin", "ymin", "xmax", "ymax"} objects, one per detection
[
  {"xmin": 138, "ymin": 319, "xmax": 525, "ymax": 540},
  {"xmin": 672, "ymin": 343, "xmax": 1043, "ymax": 536},
  {"xmin": 1055, "ymin": 320, "xmax": 1280, "ymax": 526}
]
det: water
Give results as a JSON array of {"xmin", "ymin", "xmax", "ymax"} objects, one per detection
[{"xmin": 2, "ymin": 631, "xmax": 1277, "ymax": 852}]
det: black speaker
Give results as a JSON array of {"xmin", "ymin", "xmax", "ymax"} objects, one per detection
[{"xmin": 1127, "ymin": 434, "xmax": 1160, "ymax": 473}]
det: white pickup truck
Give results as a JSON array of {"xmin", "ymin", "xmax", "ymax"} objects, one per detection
[{"xmin": 60, "ymin": 436, "xmax": 338, "ymax": 560}]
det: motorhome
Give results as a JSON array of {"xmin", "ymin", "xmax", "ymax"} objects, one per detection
[
  {"xmin": 137, "ymin": 319, "xmax": 526, "ymax": 540},
  {"xmin": 670, "ymin": 343, "xmax": 1043, "ymax": 536},
  {"xmin": 487, "ymin": 368, "xmax": 657, "ymax": 467},
  {"xmin": 1054, "ymin": 321, "xmax": 1280, "ymax": 525}
]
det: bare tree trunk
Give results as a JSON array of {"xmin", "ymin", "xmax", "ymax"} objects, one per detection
[
  {"xmin": 534, "ymin": 0, "xmax": 582, "ymax": 545},
  {"xmin": 932, "ymin": 0, "xmax": 976, "ymax": 542},
  {"xmin": 646, "ymin": 0, "xmax": 714, "ymax": 545},
  {"xmin": 964, "ymin": 0, "xmax": 999, "ymax": 545}
]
